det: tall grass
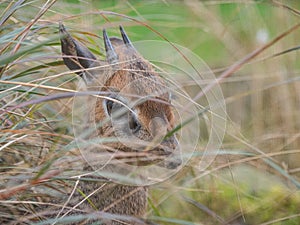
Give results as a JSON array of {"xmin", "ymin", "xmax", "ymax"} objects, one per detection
[{"xmin": 0, "ymin": 0, "xmax": 300, "ymax": 224}]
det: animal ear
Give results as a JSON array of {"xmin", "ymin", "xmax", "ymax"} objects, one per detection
[
  {"xmin": 119, "ymin": 25, "xmax": 135, "ymax": 49},
  {"xmin": 59, "ymin": 22, "xmax": 97, "ymax": 77},
  {"xmin": 103, "ymin": 29, "xmax": 119, "ymax": 64}
]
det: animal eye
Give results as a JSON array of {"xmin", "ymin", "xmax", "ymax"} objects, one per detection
[
  {"xmin": 128, "ymin": 112, "xmax": 141, "ymax": 133},
  {"xmin": 103, "ymin": 96, "xmax": 141, "ymax": 133},
  {"xmin": 105, "ymin": 99, "xmax": 114, "ymax": 116},
  {"xmin": 103, "ymin": 94, "xmax": 121, "ymax": 116}
]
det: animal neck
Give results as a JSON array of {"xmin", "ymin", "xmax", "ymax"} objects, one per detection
[{"xmin": 77, "ymin": 165, "xmax": 148, "ymax": 216}]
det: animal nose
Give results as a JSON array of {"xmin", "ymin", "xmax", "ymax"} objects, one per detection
[
  {"xmin": 160, "ymin": 135, "xmax": 182, "ymax": 169},
  {"xmin": 163, "ymin": 154, "xmax": 182, "ymax": 169},
  {"xmin": 154, "ymin": 146, "xmax": 182, "ymax": 169},
  {"xmin": 148, "ymin": 117, "xmax": 182, "ymax": 169}
]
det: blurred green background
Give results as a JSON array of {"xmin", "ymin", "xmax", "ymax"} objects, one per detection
[{"xmin": 1, "ymin": 0, "xmax": 300, "ymax": 224}]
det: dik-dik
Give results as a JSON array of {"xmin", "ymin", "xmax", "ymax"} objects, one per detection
[{"xmin": 60, "ymin": 23, "xmax": 181, "ymax": 224}]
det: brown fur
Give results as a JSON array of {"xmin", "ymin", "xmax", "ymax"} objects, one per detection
[{"xmin": 59, "ymin": 24, "xmax": 180, "ymax": 224}]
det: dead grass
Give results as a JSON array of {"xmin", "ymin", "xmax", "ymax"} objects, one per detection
[{"xmin": 0, "ymin": 0, "xmax": 300, "ymax": 224}]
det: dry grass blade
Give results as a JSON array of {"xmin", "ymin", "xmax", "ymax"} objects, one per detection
[
  {"xmin": 193, "ymin": 21, "xmax": 300, "ymax": 101},
  {"xmin": 0, "ymin": 0, "xmax": 26, "ymax": 26},
  {"xmin": 0, "ymin": 170, "xmax": 61, "ymax": 200},
  {"xmin": 1, "ymin": 1, "xmax": 300, "ymax": 225},
  {"xmin": 272, "ymin": 0, "xmax": 300, "ymax": 16}
]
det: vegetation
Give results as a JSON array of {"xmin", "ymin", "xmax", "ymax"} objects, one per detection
[{"xmin": 0, "ymin": 0, "xmax": 300, "ymax": 224}]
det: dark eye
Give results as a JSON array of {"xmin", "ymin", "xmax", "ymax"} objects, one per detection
[
  {"xmin": 105, "ymin": 99, "xmax": 114, "ymax": 116},
  {"xmin": 104, "ymin": 97, "xmax": 141, "ymax": 133},
  {"xmin": 104, "ymin": 94, "xmax": 121, "ymax": 116},
  {"xmin": 128, "ymin": 112, "xmax": 141, "ymax": 133}
]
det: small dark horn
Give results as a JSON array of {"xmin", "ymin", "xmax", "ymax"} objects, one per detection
[
  {"xmin": 103, "ymin": 29, "xmax": 118, "ymax": 64},
  {"xmin": 119, "ymin": 25, "xmax": 134, "ymax": 49}
]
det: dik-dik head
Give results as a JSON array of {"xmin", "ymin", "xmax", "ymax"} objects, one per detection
[{"xmin": 59, "ymin": 23, "xmax": 181, "ymax": 171}]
